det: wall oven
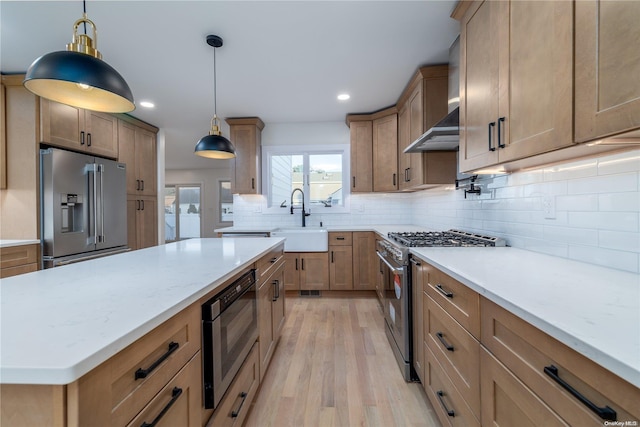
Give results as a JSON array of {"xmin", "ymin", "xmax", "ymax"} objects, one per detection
[{"xmin": 202, "ymin": 269, "xmax": 258, "ymax": 409}]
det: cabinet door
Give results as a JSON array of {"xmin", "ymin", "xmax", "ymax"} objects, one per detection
[
  {"xmin": 459, "ymin": 0, "xmax": 500, "ymax": 173},
  {"xmin": 480, "ymin": 348, "xmax": 568, "ymax": 427},
  {"xmin": 230, "ymin": 125, "xmax": 259, "ymax": 194},
  {"xmin": 352, "ymin": 232, "xmax": 376, "ymax": 291},
  {"xmin": 575, "ymin": 0, "xmax": 640, "ymax": 142},
  {"xmin": 329, "ymin": 245, "xmax": 353, "ymax": 290},
  {"xmin": 257, "ymin": 278, "xmax": 275, "ymax": 379},
  {"xmin": 85, "ymin": 110, "xmax": 118, "ymax": 158},
  {"xmin": 498, "ymin": 0, "xmax": 573, "ymax": 162},
  {"xmin": 40, "ymin": 99, "xmax": 83, "ymax": 150},
  {"xmin": 283, "ymin": 252, "xmax": 300, "ymax": 291},
  {"xmin": 411, "ymin": 257, "xmax": 425, "ymax": 384},
  {"xmin": 271, "ymin": 264, "xmax": 286, "ymax": 344},
  {"xmin": 407, "ymin": 83, "xmax": 425, "ymax": 186},
  {"xmin": 350, "ymin": 120, "xmax": 373, "ymax": 192},
  {"xmin": 118, "ymin": 121, "xmax": 138, "ymax": 194},
  {"xmin": 136, "ymin": 128, "xmax": 157, "ymax": 196},
  {"xmin": 138, "ymin": 197, "xmax": 158, "ymax": 249},
  {"xmin": 299, "ymin": 252, "xmax": 329, "ymax": 290},
  {"xmin": 372, "ymin": 113, "xmax": 398, "ymax": 192},
  {"xmin": 126, "ymin": 197, "xmax": 138, "ymax": 250},
  {"xmin": 397, "ymin": 105, "xmax": 411, "ymax": 191}
]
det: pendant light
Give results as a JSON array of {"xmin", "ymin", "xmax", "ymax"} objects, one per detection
[
  {"xmin": 23, "ymin": 0, "xmax": 135, "ymax": 113},
  {"xmin": 194, "ymin": 35, "xmax": 236, "ymax": 159}
]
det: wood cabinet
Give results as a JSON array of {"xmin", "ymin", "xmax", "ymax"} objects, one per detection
[
  {"xmin": 0, "ymin": 244, "xmax": 39, "ymax": 278},
  {"xmin": 575, "ymin": 0, "xmax": 640, "ymax": 142},
  {"xmin": 257, "ymin": 257, "xmax": 285, "ymax": 381},
  {"xmin": 372, "ymin": 109, "xmax": 398, "ymax": 192},
  {"xmin": 118, "ymin": 119, "xmax": 157, "ymax": 197},
  {"xmin": 458, "ymin": 0, "xmax": 573, "ymax": 173},
  {"xmin": 40, "ymin": 99, "xmax": 119, "ymax": 159},
  {"xmin": 348, "ymin": 119, "xmax": 373, "ymax": 192},
  {"xmin": 127, "ymin": 196, "xmax": 158, "ymax": 250},
  {"xmin": 396, "ymin": 66, "xmax": 456, "ymax": 191},
  {"xmin": 352, "ymin": 231, "xmax": 376, "ymax": 291},
  {"xmin": 328, "ymin": 232, "xmax": 353, "ymax": 291},
  {"xmin": 226, "ymin": 117, "xmax": 264, "ymax": 195},
  {"xmin": 481, "ymin": 296, "xmax": 640, "ymax": 426},
  {"xmin": 283, "ymin": 252, "xmax": 329, "ymax": 291},
  {"xmin": 410, "ymin": 256, "xmax": 425, "ymax": 384}
]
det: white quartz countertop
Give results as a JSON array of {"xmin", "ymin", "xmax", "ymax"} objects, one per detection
[
  {"xmin": 410, "ymin": 247, "xmax": 640, "ymax": 388},
  {"xmin": 0, "ymin": 239, "xmax": 40, "ymax": 248},
  {"xmin": 215, "ymin": 224, "xmax": 428, "ymax": 235},
  {"xmin": 0, "ymin": 237, "xmax": 285, "ymax": 385}
]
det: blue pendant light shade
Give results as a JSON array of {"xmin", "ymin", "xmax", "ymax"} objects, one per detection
[
  {"xmin": 23, "ymin": 6, "xmax": 135, "ymax": 113},
  {"xmin": 195, "ymin": 35, "xmax": 236, "ymax": 159}
]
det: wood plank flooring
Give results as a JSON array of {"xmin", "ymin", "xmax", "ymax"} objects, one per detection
[{"xmin": 244, "ymin": 295, "xmax": 441, "ymax": 427}]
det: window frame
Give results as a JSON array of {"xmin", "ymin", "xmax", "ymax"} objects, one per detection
[{"xmin": 261, "ymin": 144, "xmax": 351, "ymax": 214}]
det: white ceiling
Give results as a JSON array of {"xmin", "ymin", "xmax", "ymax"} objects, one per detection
[{"xmin": 1, "ymin": 0, "xmax": 460, "ymax": 170}]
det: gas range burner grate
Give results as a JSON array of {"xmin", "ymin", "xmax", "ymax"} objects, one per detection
[{"xmin": 387, "ymin": 230, "xmax": 506, "ymax": 247}]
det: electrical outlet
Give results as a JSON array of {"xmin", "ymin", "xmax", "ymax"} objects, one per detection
[{"xmin": 542, "ymin": 195, "xmax": 556, "ymax": 219}]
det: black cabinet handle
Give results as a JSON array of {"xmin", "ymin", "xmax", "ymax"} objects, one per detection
[
  {"xmin": 295, "ymin": 258, "xmax": 298, "ymax": 271},
  {"xmin": 272, "ymin": 279, "xmax": 280, "ymax": 301},
  {"xmin": 352, "ymin": 176, "xmax": 356, "ymax": 188},
  {"xmin": 140, "ymin": 199, "xmax": 145, "ymax": 211},
  {"xmin": 488, "ymin": 122, "xmax": 496, "ymax": 152},
  {"xmin": 231, "ymin": 391, "xmax": 248, "ymax": 418},
  {"xmin": 141, "ymin": 387, "xmax": 183, "ymax": 427},
  {"xmin": 436, "ymin": 332, "xmax": 454, "ymax": 352},
  {"xmin": 141, "ymin": 180, "xmax": 144, "ymax": 191},
  {"xmin": 87, "ymin": 133, "xmax": 92, "ymax": 147},
  {"xmin": 393, "ymin": 173, "xmax": 397, "ymax": 186},
  {"xmin": 136, "ymin": 200, "xmax": 140, "ymax": 210},
  {"xmin": 80, "ymin": 131, "xmax": 85, "ymax": 145},
  {"xmin": 251, "ymin": 178, "xmax": 255, "ymax": 190},
  {"xmin": 331, "ymin": 251, "xmax": 334, "ymax": 263},
  {"xmin": 135, "ymin": 342, "xmax": 179, "ymax": 380},
  {"xmin": 498, "ymin": 117, "xmax": 506, "ymax": 149},
  {"xmin": 336, "ymin": 237, "xmax": 345, "ymax": 240},
  {"xmin": 436, "ymin": 391, "xmax": 455, "ymax": 417},
  {"xmin": 543, "ymin": 365, "xmax": 616, "ymax": 421},
  {"xmin": 301, "ymin": 258, "xmax": 305, "ymax": 270},
  {"xmin": 435, "ymin": 284, "xmax": 454, "ymax": 298},
  {"xmin": 270, "ymin": 257, "xmax": 278, "ymax": 263},
  {"xmin": 136, "ymin": 179, "xmax": 141, "ymax": 191}
]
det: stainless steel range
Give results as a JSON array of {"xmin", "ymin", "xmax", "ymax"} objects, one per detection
[{"xmin": 376, "ymin": 229, "xmax": 506, "ymax": 381}]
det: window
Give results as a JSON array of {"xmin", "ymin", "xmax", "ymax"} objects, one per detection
[
  {"xmin": 219, "ymin": 181, "xmax": 233, "ymax": 223},
  {"xmin": 164, "ymin": 184, "xmax": 202, "ymax": 242},
  {"xmin": 263, "ymin": 144, "xmax": 350, "ymax": 213}
]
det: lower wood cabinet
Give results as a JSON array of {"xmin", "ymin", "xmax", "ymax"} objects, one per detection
[
  {"xmin": 282, "ymin": 252, "xmax": 329, "ymax": 291},
  {"xmin": 352, "ymin": 231, "xmax": 377, "ymax": 291},
  {"xmin": 127, "ymin": 196, "xmax": 158, "ymax": 250},
  {"xmin": 329, "ymin": 232, "xmax": 353, "ymax": 291},
  {"xmin": 410, "ymin": 256, "xmax": 425, "ymax": 384},
  {"xmin": 0, "ymin": 244, "xmax": 39, "ymax": 278},
  {"xmin": 257, "ymin": 260, "xmax": 285, "ymax": 380}
]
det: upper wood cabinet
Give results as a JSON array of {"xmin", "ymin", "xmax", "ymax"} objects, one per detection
[
  {"xmin": 117, "ymin": 119, "xmax": 157, "ymax": 196},
  {"xmin": 227, "ymin": 117, "xmax": 264, "ymax": 194},
  {"xmin": 40, "ymin": 99, "xmax": 119, "ymax": 159},
  {"xmin": 458, "ymin": 0, "xmax": 573, "ymax": 173},
  {"xmin": 575, "ymin": 0, "xmax": 640, "ymax": 142},
  {"xmin": 347, "ymin": 119, "xmax": 373, "ymax": 192},
  {"xmin": 397, "ymin": 66, "xmax": 455, "ymax": 191},
  {"xmin": 372, "ymin": 108, "xmax": 398, "ymax": 192}
]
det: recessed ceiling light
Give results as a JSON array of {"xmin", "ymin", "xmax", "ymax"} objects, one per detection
[
  {"xmin": 139, "ymin": 101, "xmax": 155, "ymax": 108},
  {"xmin": 337, "ymin": 93, "xmax": 350, "ymax": 101}
]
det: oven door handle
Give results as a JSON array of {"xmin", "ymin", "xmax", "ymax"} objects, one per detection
[{"xmin": 376, "ymin": 251, "xmax": 404, "ymax": 275}]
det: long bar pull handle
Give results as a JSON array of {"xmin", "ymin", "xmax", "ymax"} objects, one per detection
[
  {"xmin": 543, "ymin": 365, "xmax": 616, "ymax": 421},
  {"xmin": 488, "ymin": 122, "xmax": 496, "ymax": 152},
  {"xmin": 140, "ymin": 387, "xmax": 183, "ymax": 427},
  {"xmin": 87, "ymin": 133, "xmax": 92, "ymax": 147},
  {"xmin": 80, "ymin": 131, "xmax": 85, "ymax": 145},
  {"xmin": 135, "ymin": 342, "xmax": 179, "ymax": 380},
  {"xmin": 231, "ymin": 392, "xmax": 248, "ymax": 418},
  {"xmin": 99, "ymin": 164, "xmax": 105, "ymax": 243},
  {"xmin": 91, "ymin": 164, "xmax": 98, "ymax": 244},
  {"xmin": 436, "ymin": 391, "xmax": 455, "ymax": 417},
  {"xmin": 436, "ymin": 332, "xmax": 455, "ymax": 352},
  {"xmin": 409, "ymin": 258, "xmax": 421, "ymax": 266},
  {"xmin": 498, "ymin": 117, "xmax": 506, "ymax": 148},
  {"xmin": 376, "ymin": 251, "xmax": 405, "ymax": 275},
  {"xmin": 436, "ymin": 284, "xmax": 454, "ymax": 299},
  {"xmin": 272, "ymin": 279, "xmax": 280, "ymax": 301}
]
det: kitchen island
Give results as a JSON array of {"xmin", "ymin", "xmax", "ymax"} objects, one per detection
[{"xmin": 0, "ymin": 237, "xmax": 284, "ymax": 426}]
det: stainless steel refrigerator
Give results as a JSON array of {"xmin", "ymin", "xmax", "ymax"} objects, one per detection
[{"xmin": 40, "ymin": 147, "xmax": 128, "ymax": 268}]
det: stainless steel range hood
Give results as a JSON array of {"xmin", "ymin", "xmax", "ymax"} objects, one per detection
[
  {"xmin": 404, "ymin": 36, "xmax": 460, "ymax": 153},
  {"xmin": 404, "ymin": 107, "xmax": 458, "ymax": 152}
]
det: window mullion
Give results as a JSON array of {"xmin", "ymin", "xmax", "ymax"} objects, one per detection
[{"xmin": 303, "ymin": 154, "xmax": 311, "ymax": 207}]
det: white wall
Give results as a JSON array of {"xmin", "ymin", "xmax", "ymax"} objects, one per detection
[{"xmin": 262, "ymin": 121, "xmax": 349, "ymax": 146}]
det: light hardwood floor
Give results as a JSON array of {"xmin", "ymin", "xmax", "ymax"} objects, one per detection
[{"xmin": 244, "ymin": 295, "xmax": 441, "ymax": 427}]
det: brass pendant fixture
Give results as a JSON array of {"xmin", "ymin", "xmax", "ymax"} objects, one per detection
[
  {"xmin": 23, "ymin": 0, "xmax": 134, "ymax": 113},
  {"xmin": 194, "ymin": 35, "xmax": 236, "ymax": 159}
]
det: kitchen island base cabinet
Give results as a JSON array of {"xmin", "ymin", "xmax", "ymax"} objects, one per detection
[
  {"xmin": 0, "ymin": 243, "xmax": 39, "ymax": 278},
  {"xmin": 258, "ymin": 260, "xmax": 285, "ymax": 381}
]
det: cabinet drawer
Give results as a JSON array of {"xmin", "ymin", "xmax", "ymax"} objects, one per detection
[
  {"xmin": 110, "ymin": 304, "xmax": 200, "ymax": 426},
  {"xmin": 207, "ymin": 341, "xmax": 259, "ymax": 427},
  {"xmin": 328, "ymin": 231, "xmax": 352, "ymax": 246},
  {"xmin": 424, "ymin": 262, "xmax": 479, "ymax": 338},
  {"xmin": 0, "ymin": 244, "xmax": 38, "ymax": 269},
  {"xmin": 0, "ymin": 262, "xmax": 38, "ymax": 278},
  {"xmin": 425, "ymin": 294, "xmax": 480, "ymax": 417},
  {"xmin": 127, "ymin": 352, "xmax": 201, "ymax": 427},
  {"xmin": 481, "ymin": 297, "xmax": 640, "ymax": 425},
  {"xmin": 424, "ymin": 345, "xmax": 480, "ymax": 427},
  {"xmin": 480, "ymin": 348, "xmax": 568, "ymax": 427},
  {"xmin": 256, "ymin": 244, "xmax": 284, "ymax": 284}
]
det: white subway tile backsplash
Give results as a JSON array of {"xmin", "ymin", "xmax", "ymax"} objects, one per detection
[
  {"xmin": 567, "ymin": 172, "xmax": 638, "ymax": 195},
  {"xmin": 568, "ymin": 245, "xmax": 639, "ymax": 272},
  {"xmin": 599, "ymin": 192, "xmax": 640, "ymax": 212},
  {"xmin": 543, "ymin": 158, "xmax": 598, "ymax": 182},
  {"xmin": 597, "ymin": 150, "xmax": 640, "ymax": 175},
  {"xmin": 598, "ymin": 230, "xmax": 640, "ymax": 252},
  {"xmin": 543, "ymin": 225, "xmax": 598, "ymax": 245},
  {"xmin": 556, "ymin": 194, "xmax": 599, "ymax": 212},
  {"xmin": 568, "ymin": 211, "xmax": 638, "ymax": 232}
]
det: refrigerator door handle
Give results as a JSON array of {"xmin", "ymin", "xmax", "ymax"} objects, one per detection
[
  {"xmin": 89, "ymin": 163, "xmax": 98, "ymax": 245},
  {"xmin": 99, "ymin": 163, "xmax": 105, "ymax": 243}
]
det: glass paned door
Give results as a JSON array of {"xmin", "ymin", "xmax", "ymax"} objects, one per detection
[{"xmin": 164, "ymin": 185, "xmax": 201, "ymax": 242}]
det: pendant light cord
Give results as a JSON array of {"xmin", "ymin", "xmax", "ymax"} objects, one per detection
[
  {"xmin": 82, "ymin": 0, "xmax": 87, "ymax": 34},
  {"xmin": 213, "ymin": 45, "xmax": 217, "ymax": 116}
]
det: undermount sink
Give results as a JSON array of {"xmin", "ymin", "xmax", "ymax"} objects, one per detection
[{"xmin": 271, "ymin": 227, "xmax": 328, "ymax": 252}]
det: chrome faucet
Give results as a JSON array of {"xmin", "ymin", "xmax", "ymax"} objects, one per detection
[{"xmin": 290, "ymin": 188, "xmax": 310, "ymax": 227}]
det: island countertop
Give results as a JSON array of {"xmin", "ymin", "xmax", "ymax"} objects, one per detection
[{"xmin": 0, "ymin": 238, "xmax": 284, "ymax": 385}]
